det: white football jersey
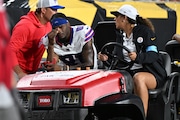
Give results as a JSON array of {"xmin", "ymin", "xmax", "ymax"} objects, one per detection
[{"xmin": 43, "ymin": 25, "xmax": 97, "ymax": 69}]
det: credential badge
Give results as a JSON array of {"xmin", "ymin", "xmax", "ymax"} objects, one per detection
[{"xmin": 137, "ymin": 37, "xmax": 143, "ymax": 43}]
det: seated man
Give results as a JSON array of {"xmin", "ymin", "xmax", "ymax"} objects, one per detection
[{"xmin": 42, "ymin": 13, "xmax": 97, "ymax": 71}]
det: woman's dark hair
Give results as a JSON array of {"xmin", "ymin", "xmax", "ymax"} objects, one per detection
[
  {"xmin": 136, "ymin": 15, "xmax": 155, "ymax": 32},
  {"xmin": 119, "ymin": 13, "xmax": 138, "ymax": 27},
  {"xmin": 127, "ymin": 17, "xmax": 136, "ymax": 25}
]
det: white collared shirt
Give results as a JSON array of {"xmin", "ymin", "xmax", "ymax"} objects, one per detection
[{"xmin": 122, "ymin": 32, "xmax": 142, "ymax": 70}]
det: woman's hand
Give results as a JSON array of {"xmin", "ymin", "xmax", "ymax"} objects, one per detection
[
  {"xmin": 128, "ymin": 52, "xmax": 137, "ymax": 61},
  {"xmin": 98, "ymin": 52, "xmax": 109, "ymax": 61}
]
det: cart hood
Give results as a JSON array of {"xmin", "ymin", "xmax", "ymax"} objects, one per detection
[{"xmin": 16, "ymin": 70, "xmax": 119, "ymax": 90}]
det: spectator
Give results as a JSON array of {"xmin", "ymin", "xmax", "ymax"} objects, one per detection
[
  {"xmin": 98, "ymin": 4, "xmax": 167, "ymax": 117},
  {"xmin": 9, "ymin": 0, "xmax": 65, "ymax": 81},
  {"xmin": 0, "ymin": 0, "xmax": 25, "ymax": 119},
  {"xmin": 172, "ymin": 33, "xmax": 180, "ymax": 42},
  {"xmin": 42, "ymin": 13, "xmax": 97, "ymax": 71}
]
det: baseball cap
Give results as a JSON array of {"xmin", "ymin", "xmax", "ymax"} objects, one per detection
[
  {"xmin": 37, "ymin": 0, "xmax": 65, "ymax": 9},
  {"xmin": 111, "ymin": 4, "xmax": 138, "ymax": 21}
]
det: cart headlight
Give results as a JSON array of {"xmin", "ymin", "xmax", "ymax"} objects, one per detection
[
  {"xmin": 18, "ymin": 92, "xmax": 30, "ymax": 109},
  {"xmin": 61, "ymin": 91, "xmax": 80, "ymax": 105}
]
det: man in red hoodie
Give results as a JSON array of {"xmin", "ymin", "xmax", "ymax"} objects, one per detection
[{"xmin": 9, "ymin": 0, "xmax": 64, "ymax": 81}]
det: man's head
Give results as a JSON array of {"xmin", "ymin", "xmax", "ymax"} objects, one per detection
[
  {"xmin": 36, "ymin": 0, "xmax": 65, "ymax": 22},
  {"xmin": 50, "ymin": 13, "xmax": 71, "ymax": 42}
]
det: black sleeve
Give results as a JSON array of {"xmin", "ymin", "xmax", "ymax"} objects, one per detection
[
  {"xmin": 134, "ymin": 26, "xmax": 159, "ymax": 64},
  {"xmin": 135, "ymin": 51, "xmax": 159, "ymax": 64}
]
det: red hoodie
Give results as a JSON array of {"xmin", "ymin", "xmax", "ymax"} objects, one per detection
[
  {"xmin": 0, "ymin": 3, "xmax": 12, "ymax": 90},
  {"xmin": 9, "ymin": 11, "xmax": 52, "ymax": 74}
]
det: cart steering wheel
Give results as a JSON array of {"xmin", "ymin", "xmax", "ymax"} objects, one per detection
[{"xmin": 100, "ymin": 42, "xmax": 132, "ymax": 70}]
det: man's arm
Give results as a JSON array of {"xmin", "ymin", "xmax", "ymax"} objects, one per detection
[
  {"xmin": 59, "ymin": 39, "xmax": 95, "ymax": 70},
  {"xmin": 45, "ymin": 29, "xmax": 63, "ymax": 71},
  {"xmin": 81, "ymin": 40, "xmax": 94, "ymax": 67},
  {"xmin": 67, "ymin": 39, "xmax": 94, "ymax": 70},
  {"xmin": 13, "ymin": 65, "xmax": 27, "ymax": 80},
  {"xmin": 46, "ymin": 29, "xmax": 59, "ymax": 62},
  {"xmin": 9, "ymin": 24, "xmax": 29, "ymax": 80},
  {"xmin": 47, "ymin": 44, "xmax": 59, "ymax": 63},
  {"xmin": 47, "ymin": 40, "xmax": 95, "ymax": 71}
]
